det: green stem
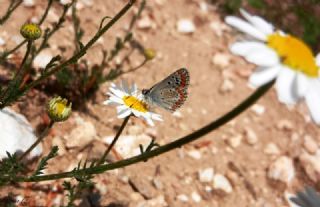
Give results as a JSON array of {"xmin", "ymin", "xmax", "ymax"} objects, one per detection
[
  {"xmin": 0, "ymin": 0, "xmax": 23, "ymax": 25},
  {"xmin": 38, "ymin": 0, "xmax": 53, "ymax": 25},
  {"xmin": 14, "ymin": 81, "xmax": 274, "ymax": 182},
  {"xmin": 18, "ymin": 120, "xmax": 55, "ymax": 161},
  {"xmin": 97, "ymin": 115, "xmax": 131, "ymax": 165}
]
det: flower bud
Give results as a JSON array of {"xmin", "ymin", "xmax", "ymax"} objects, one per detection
[
  {"xmin": 47, "ymin": 97, "xmax": 72, "ymax": 122},
  {"xmin": 143, "ymin": 48, "xmax": 156, "ymax": 61},
  {"xmin": 20, "ymin": 23, "xmax": 42, "ymax": 40}
]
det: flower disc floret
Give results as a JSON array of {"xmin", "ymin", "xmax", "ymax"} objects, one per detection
[
  {"xmin": 20, "ymin": 23, "xmax": 42, "ymax": 40},
  {"xmin": 47, "ymin": 96, "xmax": 72, "ymax": 122}
]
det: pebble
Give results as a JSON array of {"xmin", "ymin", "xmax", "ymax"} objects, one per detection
[
  {"xmin": 264, "ymin": 143, "xmax": 280, "ymax": 155},
  {"xmin": 187, "ymin": 149, "xmax": 202, "ymax": 160},
  {"xmin": 212, "ymin": 53, "xmax": 231, "ymax": 67},
  {"xmin": 0, "ymin": 108, "xmax": 42, "ymax": 159},
  {"xmin": 33, "ymin": 51, "xmax": 53, "ymax": 68},
  {"xmin": 251, "ymin": 104, "xmax": 265, "ymax": 115},
  {"xmin": 267, "ymin": 156, "xmax": 295, "ymax": 184},
  {"xmin": 177, "ymin": 19, "xmax": 195, "ymax": 34},
  {"xmin": 227, "ymin": 134, "xmax": 242, "ymax": 148},
  {"xmin": 303, "ymin": 135, "xmax": 318, "ymax": 154},
  {"xmin": 191, "ymin": 191, "xmax": 202, "ymax": 203},
  {"xmin": 23, "ymin": 0, "xmax": 35, "ymax": 7},
  {"xmin": 213, "ymin": 174, "xmax": 233, "ymax": 194},
  {"xmin": 220, "ymin": 79, "xmax": 234, "ymax": 93},
  {"xmin": 244, "ymin": 128, "xmax": 258, "ymax": 145},
  {"xmin": 198, "ymin": 167, "xmax": 214, "ymax": 183},
  {"xmin": 176, "ymin": 194, "xmax": 189, "ymax": 202},
  {"xmin": 152, "ymin": 178, "xmax": 163, "ymax": 190},
  {"xmin": 0, "ymin": 37, "xmax": 5, "ymax": 46},
  {"xmin": 60, "ymin": 0, "xmax": 71, "ymax": 4},
  {"xmin": 277, "ymin": 120, "xmax": 294, "ymax": 131},
  {"xmin": 65, "ymin": 120, "xmax": 97, "ymax": 148},
  {"xmin": 137, "ymin": 15, "xmax": 155, "ymax": 29},
  {"xmin": 210, "ymin": 21, "xmax": 229, "ymax": 37}
]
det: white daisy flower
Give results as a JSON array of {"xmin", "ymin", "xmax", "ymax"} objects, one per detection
[
  {"xmin": 103, "ymin": 81, "xmax": 162, "ymax": 126},
  {"xmin": 225, "ymin": 9, "xmax": 320, "ymax": 124}
]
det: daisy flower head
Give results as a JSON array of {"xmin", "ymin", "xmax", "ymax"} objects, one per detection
[
  {"xmin": 103, "ymin": 80, "xmax": 162, "ymax": 126},
  {"xmin": 225, "ymin": 9, "xmax": 320, "ymax": 124}
]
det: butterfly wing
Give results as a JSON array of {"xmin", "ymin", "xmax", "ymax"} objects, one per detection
[{"xmin": 146, "ymin": 68, "xmax": 190, "ymax": 112}]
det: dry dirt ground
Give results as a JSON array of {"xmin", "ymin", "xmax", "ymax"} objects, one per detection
[{"xmin": 1, "ymin": 0, "xmax": 320, "ymax": 206}]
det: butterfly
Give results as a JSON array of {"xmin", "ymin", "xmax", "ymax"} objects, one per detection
[{"xmin": 142, "ymin": 68, "xmax": 190, "ymax": 112}]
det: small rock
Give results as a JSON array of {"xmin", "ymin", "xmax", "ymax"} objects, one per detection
[
  {"xmin": 227, "ymin": 134, "xmax": 242, "ymax": 148},
  {"xmin": 198, "ymin": 168, "xmax": 214, "ymax": 183},
  {"xmin": 191, "ymin": 191, "xmax": 202, "ymax": 203},
  {"xmin": 268, "ymin": 156, "xmax": 295, "ymax": 184},
  {"xmin": 65, "ymin": 120, "xmax": 97, "ymax": 148},
  {"xmin": 172, "ymin": 111, "xmax": 183, "ymax": 118},
  {"xmin": 23, "ymin": 0, "xmax": 35, "ymax": 7},
  {"xmin": 226, "ymin": 170, "xmax": 240, "ymax": 186},
  {"xmin": 0, "ymin": 108, "xmax": 42, "ymax": 159},
  {"xmin": 137, "ymin": 195, "xmax": 167, "ymax": 207},
  {"xmin": 0, "ymin": 37, "xmax": 5, "ymax": 46},
  {"xmin": 244, "ymin": 128, "xmax": 258, "ymax": 145},
  {"xmin": 177, "ymin": 19, "xmax": 195, "ymax": 34},
  {"xmin": 137, "ymin": 15, "xmax": 155, "ymax": 29},
  {"xmin": 299, "ymin": 151, "xmax": 320, "ymax": 182},
  {"xmin": 95, "ymin": 181, "xmax": 108, "ymax": 194},
  {"xmin": 152, "ymin": 178, "xmax": 163, "ymax": 190},
  {"xmin": 60, "ymin": 0, "xmax": 72, "ymax": 5},
  {"xmin": 33, "ymin": 51, "xmax": 53, "ymax": 68},
  {"xmin": 303, "ymin": 135, "xmax": 318, "ymax": 154},
  {"xmin": 251, "ymin": 104, "xmax": 265, "ymax": 115},
  {"xmin": 176, "ymin": 194, "xmax": 189, "ymax": 202},
  {"xmin": 264, "ymin": 143, "xmax": 280, "ymax": 155},
  {"xmin": 220, "ymin": 79, "xmax": 234, "ymax": 93},
  {"xmin": 277, "ymin": 120, "xmax": 294, "ymax": 131},
  {"xmin": 210, "ymin": 21, "xmax": 229, "ymax": 37},
  {"xmin": 212, "ymin": 53, "xmax": 231, "ymax": 67},
  {"xmin": 187, "ymin": 149, "xmax": 202, "ymax": 160},
  {"xmin": 213, "ymin": 174, "xmax": 233, "ymax": 194}
]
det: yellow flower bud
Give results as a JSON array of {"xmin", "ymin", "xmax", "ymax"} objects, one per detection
[
  {"xmin": 143, "ymin": 48, "xmax": 156, "ymax": 60},
  {"xmin": 20, "ymin": 23, "xmax": 42, "ymax": 40},
  {"xmin": 47, "ymin": 97, "xmax": 72, "ymax": 122}
]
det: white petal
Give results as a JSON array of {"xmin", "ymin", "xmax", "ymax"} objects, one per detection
[
  {"xmin": 121, "ymin": 80, "xmax": 130, "ymax": 94},
  {"xmin": 275, "ymin": 67, "xmax": 299, "ymax": 104},
  {"xmin": 132, "ymin": 109, "xmax": 142, "ymax": 118},
  {"xmin": 103, "ymin": 100, "xmax": 118, "ymax": 105},
  {"xmin": 108, "ymin": 96, "xmax": 123, "ymax": 105},
  {"xmin": 249, "ymin": 66, "xmax": 280, "ymax": 87},
  {"xmin": 305, "ymin": 80, "xmax": 320, "ymax": 124},
  {"xmin": 316, "ymin": 53, "xmax": 320, "ymax": 67},
  {"xmin": 116, "ymin": 105, "xmax": 128, "ymax": 112},
  {"xmin": 118, "ymin": 108, "xmax": 132, "ymax": 119},
  {"xmin": 151, "ymin": 113, "xmax": 163, "ymax": 121},
  {"xmin": 225, "ymin": 16, "xmax": 267, "ymax": 41},
  {"xmin": 144, "ymin": 117, "xmax": 155, "ymax": 126},
  {"xmin": 109, "ymin": 87, "xmax": 125, "ymax": 98},
  {"xmin": 294, "ymin": 72, "xmax": 310, "ymax": 98},
  {"xmin": 240, "ymin": 9, "xmax": 274, "ymax": 35}
]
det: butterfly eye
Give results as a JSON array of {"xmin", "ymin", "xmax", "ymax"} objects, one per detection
[{"xmin": 142, "ymin": 89, "xmax": 149, "ymax": 95}]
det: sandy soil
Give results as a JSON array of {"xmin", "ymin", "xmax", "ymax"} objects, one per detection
[{"xmin": 0, "ymin": 0, "xmax": 320, "ymax": 206}]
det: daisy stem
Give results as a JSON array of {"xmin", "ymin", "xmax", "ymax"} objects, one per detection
[
  {"xmin": 13, "ymin": 81, "xmax": 274, "ymax": 182},
  {"xmin": 97, "ymin": 115, "xmax": 131, "ymax": 165},
  {"xmin": 18, "ymin": 120, "xmax": 55, "ymax": 161}
]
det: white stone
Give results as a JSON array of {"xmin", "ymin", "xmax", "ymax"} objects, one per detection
[
  {"xmin": 227, "ymin": 134, "xmax": 242, "ymax": 148},
  {"xmin": 198, "ymin": 168, "xmax": 214, "ymax": 183},
  {"xmin": 191, "ymin": 191, "xmax": 202, "ymax": 203},
  {"xmin": 33, "ymin": 51, "xmax": 53, "ymax": 68},
  {"xmin": 213, "ymin": 174, "xmax": 233, "ymax": 193},
  {"xmin": 187, "ymin": 149, "xmax": 202, "ymax": 160},
  {"xmin": 264, "ymin": 143, "xmax": 280, "ymax": 155},
  {"xmin": 210, "ymin": 21, "xmax": 229, "ymax": 37},
  {"xmin": 220, "ymin": 79, "xmax": 234, "ymax": 93},
  {"xmin": 277, "ymin": 119, "xmax": 294, "ymax": 130},
  {"xmin": 23, "ymin": 0, "xmax": 35, "ymax": 7},
  {"xmin": 244, "ymin": 128, "xmax": 258, "ymax": 145},
  {"xmin": 60, "ymin": 0, "xmax": 72, "ymax": 5},
  {"xmin": 268, "ymin": 156, "xmax": 295, "ymax": 184},
  {"xmin": 65, "ymin": 120, "xmax": 97, "ymax": 148},
  {"xmin": 303, "ymin": 135, "xmax": 318, "ymax": 154},
  {"xmin": 104, "ymin": 134, "xmax": 152, "ymax": 158},
  {"xmin": 0, "ymin": 37, "xmax": 5, "ymax": 46},
  {"xmin": 177, "ymin": 194, "xmax": 189, "ymax": 202},
  {"xmin": 0, "ymin": 108, "xmax": 42, "ymax": 159},
  {"xmin": 212, "ymin": 53, "xmax": 230, "ymax": 67},
  {"xmin": 177, "ymin": 19, "xmax": 195, "ymax": 34},
  {"xmin": 251, "ymin": 104, "xmax": 265, "ymax": 115},
  {"xmin": 137, "ymin": 16, "xmax": 155, "ymax": 29}
]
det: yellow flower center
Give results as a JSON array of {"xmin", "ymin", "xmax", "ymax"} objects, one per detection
[
  {"xmin": 267, "ymin": 33, "xmax": 319, "ymax": 77},
  {"xmin": 123, "ymin": 96, "xmax": 148, "ymax": 112},
  {"xmin": 56, "ymin": 102, "xmax": 67, "ymax": 114}
]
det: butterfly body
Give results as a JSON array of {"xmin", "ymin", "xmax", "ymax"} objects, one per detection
[{"xmin": 142, "ymin": 68, "xmax": 190, "ymax": 112}]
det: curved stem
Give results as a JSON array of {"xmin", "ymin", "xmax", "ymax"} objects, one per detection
[
  {"xmin": 18, "ymin": 120, "xmax": 55, "ymax": 161},
  {"xmin": 15, "ymin": 81, "xmax": 274, "ymax": 182},
  {"xmin": 97, "ymin": 115, "xmax": 131, "ymax": 165}
]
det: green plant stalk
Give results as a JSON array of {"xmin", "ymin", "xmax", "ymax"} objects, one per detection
[
  {"xmin": 13, "ymin": 81, "xmax": 274, "ymax": 182},
  {"xmin": 38, "ymin": 0, "xmax": 53, "ymax": 25},
  {"xmin": 18, "ymin": 120, "xmax": 55, "ymax": 161},
  {"xmin": 0, "ymin": 0, "xmax": 137, "ymax": 109},
  {"xmin": 0, "ymin": 0, "xmax": 23, "ymax": 25},
  {"xmin": 97, "ymin": 115, "xmax": 131, "ymax": 165}
]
